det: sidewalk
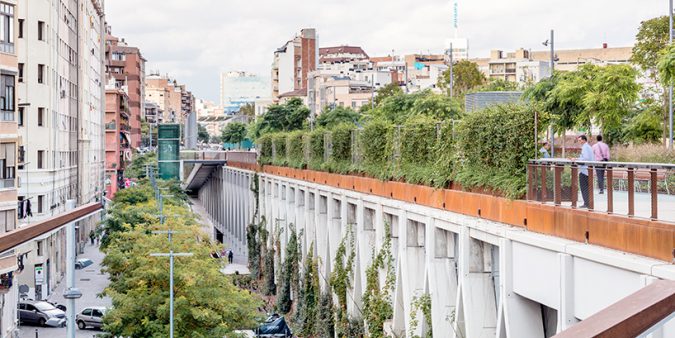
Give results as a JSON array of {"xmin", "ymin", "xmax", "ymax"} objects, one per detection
[{"xmin": 18, "ymin": 241, "xmax": 112, "ymax": 338}]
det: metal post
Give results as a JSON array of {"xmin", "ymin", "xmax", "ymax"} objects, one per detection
[
  {"xmin": 449, "ymin": 42, "xmax": 454, "ymax": 98},
  {"xmin": 549, "ymin": 29, "xmax": 555, "ymax": 157},
  {"xmin": 670, "ymin": 0, "xmax": 674, "ymax": 149},
  {"xmin": 169, "ymin": 250, "xmax": 174, "ymax": 338},
  {"xmin": 65, "ymin": 201, "xmax": 76, "ymax": 338},
  {"xmin": 371, "ymin": 72, "xmax": 375, "ymax": 109}
]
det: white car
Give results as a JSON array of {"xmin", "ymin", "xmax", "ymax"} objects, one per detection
[{"xmin": 76, "ymin": 306, "xmax": 107, "ymax": 330}]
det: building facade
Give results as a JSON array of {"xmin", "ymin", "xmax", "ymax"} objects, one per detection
[
  {"xmin": 104, "ymin": 86, "xmax": 130, "ymax": 198},
  {"xmin": 15, "ymin": 0, "xmax": 106, "ymax": 305},
  {"xmin": 0, "ymin": 0, "xmax": 19, "ymax": 335},
  {"xmin": 105, "ymin": 29, "xmax": 145, "ymax": 149},
  {"xmin": 219, "ymin": 71, "xmax": 269, "ymax": 109},
  {"xmin": 271, "ymin": 28, "xmax": 316, "ymax": 101},
  {"xmin": 145, "ymin": 74, "xmax": 192, "ymax": 124}
]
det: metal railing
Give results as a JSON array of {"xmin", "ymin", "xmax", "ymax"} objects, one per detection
[{"xmin": 528, "ymin": 159, "xmax": 675, "ymax": 222}]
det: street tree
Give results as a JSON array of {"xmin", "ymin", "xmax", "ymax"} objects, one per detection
[
  {"xmin": 221, "ymin": 122, "xmax": 247, "ymax": 144},
  {"xmin": 239, "ymin": 103, "xmax": 255, "ymax": 118},
  {"xmin": 477, "ymin": 78, "xmax": 519, "ymax": 92},
  {"xmin": 197, "ymin": 123, "xmax": 210, "ymax": 144},
  {"xmin": 374, "ymin": 83, "xmax": 404, "ymax": 106},
  {"xmin": 437, "ymin": 60, "xmax": 485, "ymax": 98},
  {"xmin": 250, "ymin": 98, "xmax": 310, "ymax": 138},
  {"xmin": 317, "ymin": 106, "xmax": 360, "ymax": 128}
]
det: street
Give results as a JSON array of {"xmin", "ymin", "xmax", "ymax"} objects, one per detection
[{"xmin": 18, "ymin": 242, "xmax": 112, "ymax": 338}]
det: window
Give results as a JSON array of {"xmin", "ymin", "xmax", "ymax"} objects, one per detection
[
  {"xmin": 17, "ymin": 106, "xmax": 22, "ymax": 126},
  {"xmin": 0, "ymin": 143, "xmax": 15, "ymax": 188},
  {"xmin": 36, "ymin": 241, "xmax": 43, "ymax": 256},
  {"xmin": 364, "ymin": 208, "xmax": 375, "ymax": 231},
  {"xmin": 17, "ymin": 63, "xmax": 22, "ymax": 82},
  {"xmin": 37, "ymin": 21, "xmax": 44, "ymax": 41},
  {"xmin": 406, "ymin": 220, "xmax": 425, "ymax": 247},
  {"xmin": 0, "ymin": 3, "xmax": 14, "ymax": 53},
  {"xmin": 82, "ymin": 309, "xmax": 92, "ymax": 316},
  {"xmin": 37, "ymin": 195, "xmax": 43, "ymax": 213},
  {"xmin": 37, "ymin": 107, "xmax": 43, "ymax": 126},
  {"xmin": 17, "ymin": 18, "xmax": 21, "ymax": 38},
  {"xmin": 111, "ymin": 52, "xmax": 125, "ymax": 61},
  {"xmin": 37, "ymin": 64, "xmax": 44, "ymax": 84},
  {"xmin": 0, "ymin": 74, "xmax": 13, "ymax": 120},
  {"xmin": 92, "ymin": 309, "xmax": 103, "ymax": 317},
  {"xmin": 37, "ymin": 150, "xmax": 43, "ymax": 169},
  {"xmin": 0, "ymin": 209, "xmax": 15, "ymax": 232}
]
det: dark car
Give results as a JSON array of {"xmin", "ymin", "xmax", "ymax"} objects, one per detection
[
  {"xmin": 75, "ymin": 258, "xmax": 94, "ymax": 270},
  {"xmin": 18, "ymin": 300, "xmax": 66, "ymax": 327},
  {"xmin": 255, "ymin": 314, "xmax": 292, "ymax": 337}
]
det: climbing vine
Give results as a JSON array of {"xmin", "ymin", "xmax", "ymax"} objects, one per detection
[
  {"xmin": 277, "ymin": 224, "xmax": 301, "ymax": 314},
  {"xmin": 317, "ymin": 290, "xmax": 336, "ymax": 338},
  {"xmin": 287, "ymin": 131, "xmax": 307, "ymax": 169},
  {"xmin": 363, "ymin": 223, "xmax": 396, "ymax": 337},
  {"xmin": 409, "ymin": 293, "xmax": 433, "ymax": 338},
  {"xmin": 296, "ymin": 242, "xmax": 320, "ymax": 336},
  {"xmin": 329, "ymin": 224, "xmax": 356, "ymax": 336}
]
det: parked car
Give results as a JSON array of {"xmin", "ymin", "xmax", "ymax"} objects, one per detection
[
  {"xmin": 255, "ymin": 314, "xmax": 292, "ymax": 337},
  {"xmin": 75, "ymin": 258, "xmax": 94, "ymax": 270},
  {"xmin": 18, "ymin": 300, "xmax": 66, "ymax": 327},
  {"xmin": 76, "ymin": 306, "xmax": 107, "ymax": 330}
]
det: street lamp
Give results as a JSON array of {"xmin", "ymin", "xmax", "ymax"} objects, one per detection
[
  {"xmin": 149, "ymin": 249, "xmax": 192, "ymax": 338},
  {"xmin": 542, "ymin": 30, "xmax": 559, "ymax": 157}
]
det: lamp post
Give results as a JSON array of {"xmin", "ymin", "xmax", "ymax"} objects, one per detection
[
  {"xmin": 149, "ymin": 251, "xmax": 192, "ymax": 338},
  {"xmin": 543, "ymin": 30, "xmax": 557, "ymax": 157}
]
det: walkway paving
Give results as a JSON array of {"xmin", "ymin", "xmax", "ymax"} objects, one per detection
[
  {"xmin": 189, "ymin": 197, "xmax": 250, "ymax": 275},
  {"xmin": 18, "ymin": 242, "xmax": 112, "ymax": 338}
]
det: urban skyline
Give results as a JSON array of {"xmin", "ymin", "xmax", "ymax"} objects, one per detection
[{"xmin": 106, "ymin": 0, "xmax": 664, "ymax": 102}]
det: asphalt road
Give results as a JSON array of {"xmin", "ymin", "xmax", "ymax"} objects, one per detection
[{"xmin": 18, "ymin": 242, "xmax": 112, "ymax": 338}]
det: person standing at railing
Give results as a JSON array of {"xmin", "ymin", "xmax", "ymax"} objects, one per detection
[
  {"xmin": 592, "ymin": 135, "xmax": 610, "ymax": 194},
  {"xmin": 571, "ymin": 135, "xmax": 594, "ymax": 208},
  {"xmin": 539, "ymin": 141, "xmax": 551, "ymax": 158}
]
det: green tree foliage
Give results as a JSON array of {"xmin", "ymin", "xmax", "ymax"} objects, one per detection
[
  {"xmin": 658, "ymin": 44, "xmax": 675, "ymax": 86},
  {"xmin": 632, "ymin": 16, "xmax": 669, "ymax": 73},
  {"xmin": 397, "ymin": 115, "xmax": 439, "ymax": 185},
  {"xmin": 239, "ymin": 102, "xmax": 255, "ymax": 118},
  {"xmin": 124, "ymin": 152, "xmax": 157, "ymax": 180},
  {"xmin": 221, "ymin": 122, "xmax": 247, "ymax": 144},
  {"xmin": 363, "ymin": 225, "xmax": 395, "ymax": 338},
  {"xmin": 286, "ymin": 131, "xmax": 306, "ymax": 169},
  {"xmin": 477, "ymin": 78, "xmax": 519, "ymax": 92},
  {"xmin": 370, "ymin": 90, "xmax": 461, "ymax": 124},
  {"xmin": 255, "ymin": 98, "xmax": 310, "ymax": 137},
  {"xmin": 623, "ymin": 99, "xmax": 664, "ymax": 144},
  {"xmin": 325, "ymin": 123, "xmax": 353, "ymax": 173},
  {"xmin": 359, "ymin": 119, "xmax": 393, "ymax": 178},
  {"xmin": 308, "ymin": 128, "xmax": 326, "ymax": 170},
  {"xmin": 317, "ymin": 106, "xmax": 360, "ymax": 128},
  {"xmin": 197, "ymin": 123, "xmax": 210, "ymax": 143},
  {"xmin": 374, "ymin": 83, "xmax": 404, "ymax": 106},
  {"xmin": 276, "ymin": 225, "xmax": 301, "ymax": 314},
  {"xmin": 101, "ymin": 181, "xmax": 261, "ymax": 337},
  {"xmin": 437, "ymin": 60, "xmax": 486, "ymax": 98}
]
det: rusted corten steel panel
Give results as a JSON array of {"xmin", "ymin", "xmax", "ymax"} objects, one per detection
[
  {"xmin": 256, "ymin": 165, "xmax": 674, "ymax": 261},
  {"xmin": 553, "ymin": 280, "xmax": 675, "ymax": 338},
  {"xmin": 0, "ymin": 203, "xmax": 103, "ymax": 254}
]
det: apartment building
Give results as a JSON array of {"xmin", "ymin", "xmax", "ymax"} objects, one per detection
[
  {"xmin": 105, "ymin": 29, "xmax": 145, "ymax": 149},
  {"xmin": 271, "ymin": 28, "xmax": 316, "ymax": 101},
  {"xmin": 470, "ymin": 46, "xmax": 632, "ymax": 85},
  {"xmin": 145, "ymin": 74, "xmax": 188, "ymax": 123},
  {"xmin": 219, "ymin": 71, "xmax": 269, "ymax": 110},
  {"xmin": 15, "ymin": 0, "xmax": 106, "ymax": 303},
  {"xmin": 0, "ymin": 0, "xmax": 19, "ymax": 335},
  {"xmin": 104, "ymin": 86, "xmax": 130, "ymax": 198}
]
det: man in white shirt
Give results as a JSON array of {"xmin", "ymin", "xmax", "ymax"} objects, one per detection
[{"xmin": 574, "ymin": 135, "xmax": 594, "ymax": 208}]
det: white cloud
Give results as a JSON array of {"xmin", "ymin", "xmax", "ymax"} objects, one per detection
[{"xmin": 105, "ymin": 0, "xmax": 665, "ymax": 102}]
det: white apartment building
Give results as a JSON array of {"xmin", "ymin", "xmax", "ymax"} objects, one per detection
[
  {"xmin": 15, "ymin": 0, "xmax": 105, "ymax": 302},
  {"xmin": 219, "ymin": 71, "xmax": 269, "ymax": 108}
]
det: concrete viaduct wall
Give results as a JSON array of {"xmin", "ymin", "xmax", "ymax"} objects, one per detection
[{"xmin": 198, "ymin": 165, "xmax": 674, "ymax": 337}]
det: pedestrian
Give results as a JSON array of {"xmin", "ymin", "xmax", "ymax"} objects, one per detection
[
  {"xmin": 89, "ymin": 230, "xmax": 95, "ymax": 245},
  {"xmin": 570, "ymin": 135, "xmax": 594, "ymax": 208},
  {"xmin": 539, "ymin": 141, "xmax": 551, "ymax": 158},
  {"xmin": 592, "ymin": 135, "xmax": 610, "ymax": 194},
  {"xmin": 228, "ymin": 250, "xmax": 234, "ymax": 264}
]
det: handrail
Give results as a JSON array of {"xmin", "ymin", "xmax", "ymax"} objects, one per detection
[{"xmin": 530, "ymin": 158, "xmax": 675, "ymax": 170}]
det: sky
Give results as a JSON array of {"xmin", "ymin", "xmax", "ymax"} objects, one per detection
[{"xmin": 105, "ymin": 0, "xmax": 665, "ymax": 103}]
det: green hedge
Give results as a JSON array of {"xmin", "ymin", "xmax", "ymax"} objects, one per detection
[
  {"xmin": 287, "ymin": 131, "xmax": 306, "ymax": 169},
  {"xmin": 272, "ymin": 134, "xmax": 288, "ymax": 166},
  {"xmin": 454, "ymin": 104, "xmax": 545, "ymax": 198},
  {"xmin": 258, "ymin": 134, "xmax": 274, "ymax": 165},
  {"xmin": 257, "ymin": 103, "xmax": 540, "ymax": 198}
]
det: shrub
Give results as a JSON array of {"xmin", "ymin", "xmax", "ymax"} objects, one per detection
[
  {"xmin": 308, "ymin": 128, "xmax": 326, "ymax": 170},
  {"xmin": 287, "ymin": 130, "xmax": 306, "ymax": 169},
  {"xmin": 397, "ymin": 115, "xmax": 439, "ymax": 185},
  {"xmin": 258, "ymin": 134, "xmax": 274, "ymax": 165},
  {"xmin": 326, "ymin": 123, "xmax": 354, "ymax": 174},
  {"xmin": 454, "ymin": 104, "xmax": 546, "ymax": 198},
  {"xmin": 359, "ymin": 119, "xmax": 393, "ymax": 179},
  {"xmin": 272, "ymin": 133, "xmax": 288, "ymax": 166},
  {"xmin": 431, "ymin": 121, "xmax": 457, "ymax": 188}
]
